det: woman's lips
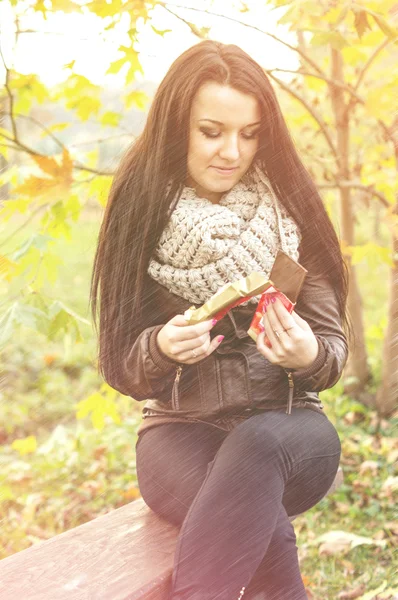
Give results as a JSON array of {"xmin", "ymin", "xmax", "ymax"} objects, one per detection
[{"xmin": 211, "ymin": 166, "xmax": 238, "ymax": 175}]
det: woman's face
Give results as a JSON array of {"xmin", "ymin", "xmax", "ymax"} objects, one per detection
[{"xmin": 186, "ymin": 82, "xmax": 261, "ymax": 204}]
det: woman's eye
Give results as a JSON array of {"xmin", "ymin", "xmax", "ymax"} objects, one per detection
[
  {"xmin": 242, "ymin": 131, "xmax": 259, "ymax": 140},
  {"xmin": 200, "ymin": 129, "xmax": 220, "ymax": 138}
]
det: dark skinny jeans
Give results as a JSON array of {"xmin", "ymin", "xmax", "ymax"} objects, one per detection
[{"xmin": 135, "ymin": 407, "xmax": 341, "ymax": 600}]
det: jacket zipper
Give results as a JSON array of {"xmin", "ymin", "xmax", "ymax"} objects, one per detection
[
  {"xmin": 171, "ymin": 365, "xmax": 183, "ymax": 411},
  {"xmin": 284, "ymin": 369, "xmax": 294, "ymax": 415}
]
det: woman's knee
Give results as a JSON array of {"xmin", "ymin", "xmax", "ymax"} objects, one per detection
[{"xmin": 215, "ymin": 414, "xmax": 292, "ymax": 477}]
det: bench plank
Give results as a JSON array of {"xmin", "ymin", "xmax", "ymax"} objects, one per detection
[
  {"xmin": 0, "ymin": 468, "xmax": 342, "ymax": 599},
  {"xmin": 0, "ymin": 498, "xmax": 178, "ymax": 600}
]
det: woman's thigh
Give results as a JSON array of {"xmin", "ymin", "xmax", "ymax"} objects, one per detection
[
  {"xmin": 281, "ymin": 408, "xmax": 342, "ymax": 515},
  {"xmin": 216, "ymin": 407, "xmax": 341, "ymax": 517},
  {"xmin": 135, "ymin": 422, "xmax": 227, "ymax": 525}
]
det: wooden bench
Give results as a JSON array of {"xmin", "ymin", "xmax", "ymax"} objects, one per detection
[{"xmin": 0, "ymin": 467, "xmax": 343, "ymax": 600}]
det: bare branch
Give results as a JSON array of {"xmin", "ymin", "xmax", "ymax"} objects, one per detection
[
  {"xmin": 2, "ymin": 112, "xmax": 66, "ymax": 150},
  {"xmin": 346, "ymin": 38, "xmax": 392, "ymax": 115},
  {"xmin": 268, "ymin": 68, "xmax": 363, "ymax": 102},
  {"xmin": 0, "ymin": 46, "xmax": 18, "ymax": 140},
  {"xmin": 270, "ymin": 68, "xmax": 394, "ymax": 146},
  {"xmin": 0, "ymin": 204, "xmax": 48, "ymax": 251},
  {"xmin": 353, "ymin": 38, "xmax": 391, "ymax": 94},
  {"xmin": 18, "ymin": 29, "xmax": 91, "ymax": 41},
  {"xmin": 0, "ymin": 130, "xmax": 114, "ymax": 176},
  {"xmin": 161, "ymin": 4, "xmax": 206, "ymax": 39},
  {"xmin": 318, "ymin": 181, "xmax": 390, "ymax": 207},
  {"xmin": 160, "ymin": 1, "xmax": 326, "ymax": 77},
  {"xmin": 265, "ymin": 71, "xmax": 339, "ymax": 162}
]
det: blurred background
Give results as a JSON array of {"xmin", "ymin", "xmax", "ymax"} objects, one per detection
[{"xmin": 0, "ymin": 1, "xmax": 397, "ymax": 597}]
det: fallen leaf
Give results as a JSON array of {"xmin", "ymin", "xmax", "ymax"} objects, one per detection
[
  {"xmin": 359, "ymin": 460, "xmax": 379, "ymax": 475},
  {"xmin": 381, "ymin": 476, "xmax": 398, "ymax": 494},
  {"xmin": 338, "ymin": 583, "xmax": 366, "ymax": 599},
  {"xmin": 319, "ymin": 540, "xmax": 348, "ymax": 556},
  {"xmin": 313, "ymin": 530, "xmax": 386, "ymax": 556},
  {"xmin": 356, "ymin": 581, "xmax": 392, "ymax": 599}
]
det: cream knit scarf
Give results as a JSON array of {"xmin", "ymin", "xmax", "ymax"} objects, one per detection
[{"xmin": 147, "ymin": 162, "xmax": 302, "ymax": 306}]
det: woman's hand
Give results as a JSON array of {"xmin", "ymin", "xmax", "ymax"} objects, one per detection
[
  {"xmin": 157, "ymin": 315, "xmax": 224, "ymax": 364},
  {"xmin": 256, "ymin": 297, "xmax": 319, "ymax": 370}
]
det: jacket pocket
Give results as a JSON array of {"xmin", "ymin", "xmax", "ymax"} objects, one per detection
[{"xmin": 171, "ymin": 365, "xmax": 183, "ymax": 411}]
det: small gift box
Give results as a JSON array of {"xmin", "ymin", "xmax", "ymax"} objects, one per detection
[
  {"xmin": 247, "ymin": 288, "xmax": 295, "ymax": 345},
  {"xmin": 248, "ymin": 251, "xmax": 308, "ymax": 344},
  {"xmin": 183, "ymin": 251, "xmax": 307, "ymax": 334},
  {"xmin": 183, "ymin": 272, "xmax": 273, "ymax": 325}
]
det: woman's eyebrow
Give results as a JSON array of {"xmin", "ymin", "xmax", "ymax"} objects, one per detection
[{"xmin": 198, "ymin": 118, "xmax": 261, "ymax": 127}]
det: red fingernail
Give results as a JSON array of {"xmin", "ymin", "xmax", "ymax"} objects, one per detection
[
  {"xmin": 263, "ymin": 306, "xmax": 267, "ymax": 313},
  {"xmin": 271, "ymin": 297, "xmax": 276, "ymax": 304},
  {"xmin": 218, "ymin": 335, "xmax": 224, "ymax": 343},
  {"xmin": 212, "ymin": 318, "xmax": 218, "ymax": 326}
]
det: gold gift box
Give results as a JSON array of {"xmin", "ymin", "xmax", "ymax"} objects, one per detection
[{"xmin": 183, "ymin": 272, "xmax": 273, "ymax": 325}]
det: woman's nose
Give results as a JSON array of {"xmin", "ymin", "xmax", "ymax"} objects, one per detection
[{"xmin": 219, "ymin": 136, "xmax": 240, "ymax": 161}]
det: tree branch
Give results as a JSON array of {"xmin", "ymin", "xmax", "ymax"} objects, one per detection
[
  {"xmin": 0, "ymin": 130, "xmax": 114, "ymax": 176},
  {"xmin": 268, "ymin": 68, "xmax": 363, "ymax": 101},
  {"xmin": 0, "ymin": 46, "xmax": 18, "ymax": 141},
  {"xmin": 352, "ymin": 38, "xmax": 391, "ymax": 94},
  {"xmin": 0, "ymin": 204, "xmax": 48, "ymax": 251},
  {"xmin": 160, "ymin": 1, "xmax": 327, "ymax": 77},
  {"xmin": 161, "ymin": 4, "xmax": 206, "ymax": 39},
  {"xmin": 318, "ymin": 181, "xmax": 390, "ymax": 207},
  {"xmin": 265, "ymin": 71, "xmax": 339, "ymax": 162}
]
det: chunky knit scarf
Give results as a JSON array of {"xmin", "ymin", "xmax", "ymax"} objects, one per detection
[{"xmin": 147, "ymin": 162, "xmax": 302, "ymax": 306}]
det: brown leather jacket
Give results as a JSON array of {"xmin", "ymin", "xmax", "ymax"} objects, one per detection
[{"xmin": 105, "ymin": 252, "xmax": 348, "ymax": 434}]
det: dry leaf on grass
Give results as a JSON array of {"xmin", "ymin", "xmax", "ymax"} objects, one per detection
[
  {"xmin": 338, "ymin": 584, "xmax": 366, "ymax": 599},
  {"xmin": 356, "ymin": 581, "xmax": 398, "ymax": 599},
  {"xmin": 313, "ymin": 530, "xmax": 386, "ymax": 556}
]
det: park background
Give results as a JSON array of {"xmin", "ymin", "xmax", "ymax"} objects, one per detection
[{"xmin": 0, "ymin": 1, "xmax": 397, "ymax": 598}]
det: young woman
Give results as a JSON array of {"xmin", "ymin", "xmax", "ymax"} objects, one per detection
[{"xmin": 90, "ymin": 40, "xmax": 349, "ymax": 600}]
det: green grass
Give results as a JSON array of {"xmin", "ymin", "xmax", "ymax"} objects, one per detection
[{"xmin": 0, "ymin": 207, "xmax": 397, "ymax": 599}]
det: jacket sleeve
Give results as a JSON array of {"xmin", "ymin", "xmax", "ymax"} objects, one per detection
[
  {"xmin": 289, "ymin": 268, "xmax": 349, "ymax": 394},
  {"xmin": 108, "ymin": 324, "xmax": 180, "ymax": 401}
]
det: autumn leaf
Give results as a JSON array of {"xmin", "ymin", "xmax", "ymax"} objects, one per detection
[
  {"xmin": 353, "ymin": 10, "xmax": 371, "ymax": 39},
  {"xmin": 338, "ymin": 584, "xmax": 366, "ymax": 599},
  {"xmin": 0, "ymin": 254, "xmax": 17, "ymax": 282},
  {"xmin": 11, "ymin": 435, "xmax": 37, "ymax": 455},
  {"xmin": 313, "ymin": 530, "xmax": 386, "ymax": 556},
  {"xmin": 43, "ymin": 353, "xmax": 57, "ymax": 366},
  {"xmin": 13, "ymin": 149, "xmax": 74, "ymax": 200}
]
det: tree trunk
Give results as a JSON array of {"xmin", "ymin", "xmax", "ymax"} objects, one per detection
[
  {"xmin": 376, "ymin": 118, "xmax": 398, "ymax": 416},
  {"xmin": 0, "ymin": 96, "xmax": 9, "ymax": 208},
  {"xmin": 330, "ymin": 48, "xmax": 372, "ymax": 397}
]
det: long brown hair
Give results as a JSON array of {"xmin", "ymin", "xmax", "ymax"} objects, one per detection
[{"xmin": 90, "ymin": 40, "xmax": 350, "ymax": 388}]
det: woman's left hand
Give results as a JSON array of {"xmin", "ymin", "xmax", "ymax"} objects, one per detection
[{"xmin": 256, "ymin": 297, "xmax": 319, "ymax": 370}]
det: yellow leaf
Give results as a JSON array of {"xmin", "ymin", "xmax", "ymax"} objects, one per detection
[
  {"xmin": 40, "ymin": 122, "xmax": 69, "ymax": 138},
  {"xmin": 11, "ymin": 435, "xmax": 37, "ymax": 455},
  {"xmin": 0, "ymin": 254, "xmax": 17, "ymax": 282},
  {"xmin": 13, "ymin": 176, "xmax": 61, "ymax": 197},
  {"xmin": 341, "ymin": 46, "xmax": 368, "ymax": 65},
  {"xmin": 88, "ymin": 175, "xmax": 113, "ymax": 206},
  {"xmin": 31, "ymin": 148, "xmax": 73, "ymax": 181},
  {"xmin": 32, "ymin": 154, "xmax": 61, "ymax": 178},
  {"xmin": 63, "ymin": 60, "xmax": 75, "ymax": 70},
  {"xmin": 100, "ymin": 111, "xmax": 121, "ymax": 127},
  {"xmin": 305, "ymin": 75, "xmax": 325, "ymax": 92},
  {"xmin": 76, "ymin": 96, "xmax": 101, "ymax": 120},
  {"xmin": 125, "ymin": 90, "xmax": 150, "ymax": 110},
  {"xmin": 106, "ymin": 57, "xmax": 127, "ymax": 75}
]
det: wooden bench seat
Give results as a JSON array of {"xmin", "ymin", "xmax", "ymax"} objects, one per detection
[{"xmin": 0, "ymin": 467, "xmax": 343, "ymax": 599}]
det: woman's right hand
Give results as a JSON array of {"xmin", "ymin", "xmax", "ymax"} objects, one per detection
[{"xmin": 157, "ymin": 315, "xmax": 224, "ymax": 364}]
